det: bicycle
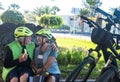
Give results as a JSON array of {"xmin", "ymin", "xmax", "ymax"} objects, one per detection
[{"xmin": 65, "ymin": 11, "xmax": 120, "ymax": 82}]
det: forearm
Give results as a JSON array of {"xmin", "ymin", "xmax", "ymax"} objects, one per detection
[
  {"xmin": 4, "ymin": 47, "xmax": 19, "ymax": 68},
  {"xmin": 43, "ymin": 56, "xmax": 55, "ymax": 71},
  {"xmin": 31, "ymin": 60, "xmax": 38, "ymax": 72}
]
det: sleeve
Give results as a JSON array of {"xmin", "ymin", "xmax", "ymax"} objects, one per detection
[
  {"xmin": 49, "ymin": 49, "xmax": 58, "ymax": 58},
  {"xmin": 4, "ymin": 46, "xmax": 19, "ymax": 68}
]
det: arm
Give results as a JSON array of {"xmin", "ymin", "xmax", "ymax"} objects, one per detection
[
  {"xmin": 31, "ymin": 60, "xmax": 38, "ymax": 73},
  {"xmin": 43, "ymin": 56, "xmax": 56, "ymax": 71},
  {"xmin": 36, "ymin": 49, "xmax": 57, "ymax": 74},
  {"xmin": 42, "ymin": 49, "xmax": 57, "ymax": 71},
  {"xmin": 4, "ymin": 46, "xmax": 19, "ymax": 68}
]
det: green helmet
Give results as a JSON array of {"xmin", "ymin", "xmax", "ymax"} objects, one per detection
[
  {"xmin": 14, "ymin": 26, "xmax": 33, "ymax": 38},
  {"xmin": 36, "ymin": 29, "xmax": 52, "ymax": 40}
]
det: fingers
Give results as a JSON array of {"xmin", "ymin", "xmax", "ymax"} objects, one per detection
[
  {"xmin": 51, "ymin": 43, "xmax": 56, "ymax": 50},
  {"xmin": 19, "ymin": 54, "xmax": 28, "ymax": 62}
]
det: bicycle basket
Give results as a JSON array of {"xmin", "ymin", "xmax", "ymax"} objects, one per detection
[{"xmin": 91, "ymin": 28, "xmax": 114, "ymax": 46}]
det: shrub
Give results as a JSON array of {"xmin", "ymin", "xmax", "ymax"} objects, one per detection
[
  {"xmin": 38, "ymin": 14, "xmax": 63, "ymax": 28},
  {"xmin": 1, "ymin": 10, "xmax": 26, "ymax": 24},
  {"xmin": 70, "ymin": 47, "xmax": 84, "ymax": 64}
]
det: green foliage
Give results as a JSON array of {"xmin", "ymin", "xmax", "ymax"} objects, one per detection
[
  {"xmin": 8, "ymin": 3, "xmax": 20, "ymax": 10},
  {"xmin": 56, "ymin": 37, "xmax": 103, "ymax": 79},
  {"xmin": 57, "ymin": 47, "xmax": 69, "ymax": 65},
  {"xmin": 80, "ymin": 8, "xmax": 90, "ymax": 16},
  {"xmin": 57, "ymin": 47, "xmax": 86, "ymax": 65},
  {"xmin": 59, "ymin": 24, "xmax": 70, "ymax": 30},
  {"xmin": 38, "ymin": 14, "xmax": 63, "ymax": 28},
  {"xmin": 70, "ymin": 48, "xmax": 84, "ymax": 64},
  {"xmin": 1, "ymin": 10, "xmax": 26, "ymax": 24},
  {"xmin": 33, "ymin": 5, "xmax": 60, "ymax": 16}
]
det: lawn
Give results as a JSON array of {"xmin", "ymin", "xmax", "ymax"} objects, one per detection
[{"xmin": 55, "ymin": 36, "xmax": 96, "ymax": 50}]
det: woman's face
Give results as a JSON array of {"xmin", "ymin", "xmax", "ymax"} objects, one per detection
[
  {"xmin": 37, "ymin": 36, "xmax": 42, "ymax": 44},
  {"xmin": 37, "ymin": 36, "xmax": 47, "ymax": 44}
]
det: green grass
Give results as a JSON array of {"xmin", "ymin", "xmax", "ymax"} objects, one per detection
[{"xmin": 56, "ymin": 37, "xmax": 96, "ymax": 50}]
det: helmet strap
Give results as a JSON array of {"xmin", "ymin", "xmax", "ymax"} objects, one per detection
[{"xmin": 23, "ymin": 37, "xmax": 26, "ymax": 45}]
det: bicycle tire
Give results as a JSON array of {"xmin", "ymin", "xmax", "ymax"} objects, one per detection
[
  {"xmin": 96, "ymin": 68, "xmax": 116, "ymax": 82},
  {"xmin": 65, "ymin": 57, "xmax": 94, "ymax": 82}
]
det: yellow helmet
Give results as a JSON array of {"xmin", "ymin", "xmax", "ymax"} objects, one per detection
[
  {"xmin": 14, "ymin": 26, "xmax": 33, "ymax": 38},
  {"xmin": 36, "ymin": 29, "xmax": 52, "ymax": 40}
]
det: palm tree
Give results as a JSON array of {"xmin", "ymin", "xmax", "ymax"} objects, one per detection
[
  {"xmin": 43, "ymin": 6, "xmax": 52, "ymax": 14},
  {"xmin": 33, "ymin": 7, "xmax": 44, "ymax": 16},
  {"xmin": 51, "ymin": 6, "xmax": 60, "ymax": 15},
  {"xmin": 82, "ymin": 0, "xmax": 102, "ymax": 16},
  {"xmin": 33, "ymin": 5, "xmax": 60, "ymax": 16},
  {"xmin": 8, "ymin": 3, "xmax": 20, "ymax": 10},
  {"xmin": 80, "ymin": 8, "xmax": 89, "ymax": 16}
]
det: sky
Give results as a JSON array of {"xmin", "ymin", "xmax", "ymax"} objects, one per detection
[{"xmin": 0, "ymin": 0, "xmax": 120, "ymax": 15}]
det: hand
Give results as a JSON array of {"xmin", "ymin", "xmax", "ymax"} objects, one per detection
[
  {"xmin": 51, "ymin": 43, "xmax": 57, "ymax": 50},
  {"xmin": 36, "ymin": 68, "xmax": 43, "ymax": 75},
  {"xmin": 19, "ymin": 53, "xmax": 28, "ymax": 62}
]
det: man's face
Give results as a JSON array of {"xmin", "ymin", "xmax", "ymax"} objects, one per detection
[
  {"xmin": 25, "ymin": 36, "xmax": 32, "ymax": 44},
  {"xmin": 17, "ymin": 36, "xmax": 32, "ymax": 45}
]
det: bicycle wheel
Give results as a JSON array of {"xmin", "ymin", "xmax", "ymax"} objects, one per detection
[
  {"xmin": 96, "ymin": 68, "xmax": 116, "ymax": 82},
  {"xmin": 65, "ymin": 56, "xmax": 95, "ymax": 82}
]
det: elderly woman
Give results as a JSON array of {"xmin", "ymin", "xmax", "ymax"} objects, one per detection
[{"xmin": 32, "ymin": 29, "xmax": 61, "ymax": 82}]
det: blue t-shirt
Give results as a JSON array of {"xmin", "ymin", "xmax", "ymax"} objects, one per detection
[{"xmin": 34, "ymin": 44, "xmax": 61, "ymax": 74}]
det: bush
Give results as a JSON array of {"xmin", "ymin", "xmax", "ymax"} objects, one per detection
[
  {"xmin": 57, "ymin": 47, "xmax": 86, "ymax": 65},
  {"xmin": 1, "ymin": 10, "xmax": 26, "ymax": 24},
  {"xmin": 57, "ymin": 47, "xmax": 69, "ymax": 65},
  {"xmin": 38, "ymin": 15, "xmax": 63, "ymax": 28}
]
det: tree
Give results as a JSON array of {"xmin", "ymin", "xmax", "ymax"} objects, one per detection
[
  {"xmin": 83, "ymin": 0, "xmax": 102, "ymax": 8},
  {"xmin": 79, "ymin": 8, "xmax": 90, "ymax": 32},
  {"xmin": 33, "ymin": 7, "xmax": 44, "ymax": 17},
  {"xmin": 80, "ymin": 8, "xmax": 89, "ymax": 16},
  {"xmin": 33, "ymin": 6, "xmax": 60, "ymax": 17},
  {"xmin": 82, "ymin": 0, "xmax": 102, "ymax": 16},
  {"xmin": 1, "ymin": 10, "xmax": 26, "ymax": 24},
  {"xmin": 43, "ymin": 6, "xmax": 52, "ymax": 14},
  {"xmin": 38, "ymin": 14, "xmax": 63, "ymax": 28},
  {"xmin": 51, "ymin": 6, "xmax": 60, "ymax": 14},
  {"xmin": 8, "ymin": 3, "xmax": 20, "ymax": 10}
]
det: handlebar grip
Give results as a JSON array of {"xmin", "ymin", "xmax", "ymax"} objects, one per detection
[
  {"xmin": 81, "ymin": 15, "xmax": 101, "ymax": 28},
  {"xmin": 80, "ymin": 15, "xmax": 90, "ymax": 21}
]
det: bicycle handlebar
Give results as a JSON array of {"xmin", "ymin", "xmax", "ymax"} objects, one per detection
[{"xmin": 80, "ymin": 15, "xmax": 101, "ymax": 28}]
